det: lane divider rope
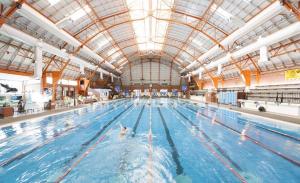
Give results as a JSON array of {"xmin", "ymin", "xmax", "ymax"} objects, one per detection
[
  {"xmin": 55, "ymin": 102, "xmax": 136, "ymax": 182},
  {"xmin": 169, "ymin": 107, "xmax": 247, "ymax": 183},
  {"xmin": 181, "ymin": 104, "xmax": 300, "ymax": 167},
  {"xmin": 0, "ymin": 100, "xmax": 128, "ymax": 167}
]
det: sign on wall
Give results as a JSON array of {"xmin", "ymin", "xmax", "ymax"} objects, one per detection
[{"xmin": 285, "ymin": 69, "xmax": 300, "ymax": 80}]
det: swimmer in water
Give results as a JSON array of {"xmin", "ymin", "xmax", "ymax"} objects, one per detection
[
  {"xmin": 241, "ymin": 129, "xmax": 247, "ymax": 141},
  {"xmin": 190, "ymin": 126, "xmax": 196, "ymax": 135},
  {"xmin": 120, "ymin": 126, "xmax": 128, "ymax": 136},
  {"xmin": 65, "ymin": 122, "xmax": 71, "ymax": 128}
]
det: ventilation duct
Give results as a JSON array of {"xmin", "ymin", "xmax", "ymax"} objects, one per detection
[
  {"xmin": 181, "ymin": 1, "xmax": 285, "ymax": 73},
  {"xmin": 17, "ymin": 3, "xmax": 121, "ymax": 74},
  {"xmin": 191, "ymin": 21, "xmax": 300, "ymax": 76},
  {"xmin": 0, "ymin": 24, "xmax": 117, "ymax": 77}
]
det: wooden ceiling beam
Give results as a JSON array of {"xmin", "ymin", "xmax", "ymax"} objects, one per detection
[
  {"xmin": 0, "ymin": 0, "xmax": 26, "ymax": 27},
  {"xmin": 0, "ymin": 68, "xmax": 32, "ymax": 76}
]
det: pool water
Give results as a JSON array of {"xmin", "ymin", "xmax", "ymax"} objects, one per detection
[{"xmin": 0, "ymin": 98, "xmax": 299, "ymax": 183}]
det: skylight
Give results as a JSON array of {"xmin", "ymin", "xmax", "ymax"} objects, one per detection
[
  {"xmin": 70, "ymin": 5, "xmax": 91, "ymax": 21},
  {"xmin": 191, "ymin": 37, "xmax": 203, "ymax": 47},
  {"xmin": 211, "ymin": 3, "xmax": 233, "ymax": 22},
  {"xmin": 106, "ymin": 48, "xmax": 122, "ymax": 62},
  {"xmin": 107, "ymin": 48, "xmax": 119, "ymax": 57},
  {"xmin": 190, "ymin": 34, "xmax": 209, "ymax": 52},
  {"xmin": 93, "ymin": 34, "xmax": 112, "ymax": 52},
  {"xmin": 111, "ymin": 52, "xmax": 121, "ymax": 60},
  {"xmin": 126, "ymin": 0, "xmax": 174, "ymax": 52},
  {"xmin": 111, "ymin": 57, "xmax": 126, "ymax": 64},
  {"xmin": 242, "ymin": 0, "xmax": 252, "ymax": 3},
  {"xmin": 48, "ymin": 0, "xmax": 60, "ymax": 6}
]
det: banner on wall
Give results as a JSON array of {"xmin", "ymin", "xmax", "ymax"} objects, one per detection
[{"xmin": 285, "ymin": 69, "xmax": 300, "ymax": 80}]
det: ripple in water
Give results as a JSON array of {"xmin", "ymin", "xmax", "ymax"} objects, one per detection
[{"xmin": 62, "ymin": 128, "xmax": 176, "ymax": 183}]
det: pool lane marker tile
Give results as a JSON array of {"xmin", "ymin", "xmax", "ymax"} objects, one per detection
[
  {"xmin": 171, "ymin": 107, "xmax": 247, "ymax": 183},
  {"xmin": 157, "ymin": 107, "xmax": 184, "ymax": 175},
  {"xmin": 131, "ymin": 105, "xmax": 146, "ymax": 137},
  {"xmin": 55, "ymin": 103, "xmax": 135, "ymax": 183}
]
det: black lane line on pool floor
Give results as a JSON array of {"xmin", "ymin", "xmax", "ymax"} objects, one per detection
[
  {"xmin": 172, "ymin": 106, "xmax": 243, "ymax": 172},
  {"xmin": 131, "ymin": 104, "xmax": 146, "ymax": 137},
  {"xmin": 157, "ymin": 107, "xmax": 184, "ymax": 175},
  {"xmin": 180, "ymin": 104, "xmax": 300, "ymax": 167},
  {"xmin": 117, "ymin": 104, "xmax": 146, "ymax": 178},
  {"xmin": 183, "ymin": 102, "xmax": 300, "ymax": 142},
  {"xmin": 55, "ymin": 103, "xmax": 135, "ymax": 183},
  {"xmin": 0, "ymin": 100, "xmax": 128, "ymax": 168},
  {"xmin": 63, "ymin": 103, "xmax": 134, "ymax": 167},
  {"xmin": 170, "ymin": 106, "xmax": 247, "ymax": 183},
  {"xmin": 0, "ymin": 99, "xmax": 126, "ymax": 145}
]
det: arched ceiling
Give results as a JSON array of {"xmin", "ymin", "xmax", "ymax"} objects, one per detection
[{"xmin": 0, "ymin": 0, "xmax": 299, "ymax": 80}]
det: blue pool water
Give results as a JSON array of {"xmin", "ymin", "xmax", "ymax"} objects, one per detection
[{"xmin": 0, "ymin": 98, "xmax": 299, "ymax": 182}]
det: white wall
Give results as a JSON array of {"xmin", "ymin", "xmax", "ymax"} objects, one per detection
[{"xmin": 121, "ymin": 61, "xmax": 180, "ymax": 86}]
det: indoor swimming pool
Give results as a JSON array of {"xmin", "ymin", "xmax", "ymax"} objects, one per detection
[{"xmin": 0, "ymin": 98, "xmax": 299, "ymax": 183}]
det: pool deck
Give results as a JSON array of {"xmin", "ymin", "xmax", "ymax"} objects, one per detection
[
  {"xmin": 1, "ymin": 98, "xmax": 299, "ymax": 127},
  {"xmin": 185, "ymin": 99, "xmax": 300, "ymax": 125},
  {"xmin": 0, "ymin": 100, "xmax": 119, "ymax": 127}
]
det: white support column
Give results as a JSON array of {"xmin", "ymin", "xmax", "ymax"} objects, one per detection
[{"xmin": 34, "ymin": 41, "xmax": 43, "ymax": 79}]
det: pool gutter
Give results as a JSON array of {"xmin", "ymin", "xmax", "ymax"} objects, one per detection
[{"xmin": 0, "ymin": 99, "xmax": 126, "ymax": 128}]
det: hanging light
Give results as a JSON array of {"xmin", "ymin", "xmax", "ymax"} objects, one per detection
[
  {"xmin": 111, "ymin": 73, "xmax": 114, "ymax": 82},
  {"xmin": 100, "ymin": 71, "xmax": 103, "ymax": 80},
  {"xmin": 217, "ymin": 64, "xmax": 222, "ymax": 76},
  {"xmin": 79, "ymin": 64, "xmax": 84, "ymax": 74},
  {"xmin": 199, "ymin": 71, "xmax": 202, "ymax": 80}
]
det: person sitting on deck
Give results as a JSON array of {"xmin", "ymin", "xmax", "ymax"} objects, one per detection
[
  {"xmin": 44, "ymin": 100, "xmax": 52, "ymax": 110},
  {"xmin": 17, "ymin": 100, "xmax": 25, "ymax": 113}
]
